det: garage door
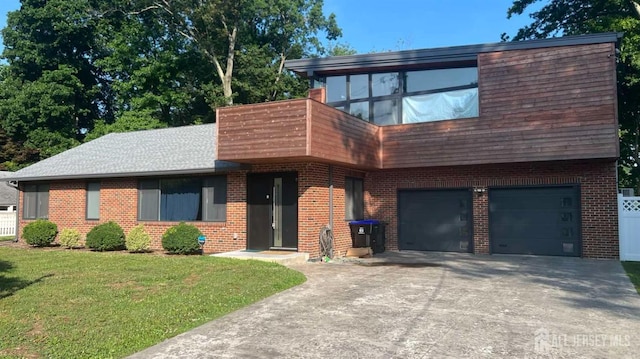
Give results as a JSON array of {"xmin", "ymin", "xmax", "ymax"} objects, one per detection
[
  {"xmin": 398, "ymin": 189, "xmax": 472, "ymax": 252},
  {"xmin": 489, "ymin": 186, "xmax": 580, "ymax": 256}
]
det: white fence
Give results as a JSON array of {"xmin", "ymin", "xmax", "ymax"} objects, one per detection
[
  {"xmin": 0, "ymin": 211, "xmax": 16, "ymax": 236},
  {"xmin": 619, "ymin": 195, "xmax": 640, "ymax": 261}
]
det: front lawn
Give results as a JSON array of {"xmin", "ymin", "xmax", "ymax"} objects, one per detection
[
  {"xmin": 0, "ymin": 236, "xmax": 15, "ymax": 242},
  {"xmin": 622, "ymin": 261, "xmax": 640, "ymax": 294},
  {"xmin": 0, "ymin": 247, "xmax": 306, "ymax": 358}
]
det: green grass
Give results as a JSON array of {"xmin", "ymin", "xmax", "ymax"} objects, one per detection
[
  {"xmin": 0, "ymin": 236, "xmax": 15, "ymax": 242},
  {"xmin": 0, "ymin": 247, "xmax": 306, "ymax": 358},
  {"xmin": 622, "ymin": 261, "xmax": 640, "ymax": 294}
]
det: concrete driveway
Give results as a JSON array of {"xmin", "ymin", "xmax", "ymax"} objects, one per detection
[{"xmin": 129, "ymin": 252, "xmax": 640, "ymax": 358}]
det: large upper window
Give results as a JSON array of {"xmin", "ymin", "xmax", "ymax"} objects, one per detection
[
  {"xmin": 138, "ymin": 176, "xmax": 227, "ymax": 222},
  {"xmin": 23, "ymin": 184, "xmax": 49, "ymax": 219},
  {"xmin": 324, "ymin": 67, "xmax": 478, "ymax": 125}
]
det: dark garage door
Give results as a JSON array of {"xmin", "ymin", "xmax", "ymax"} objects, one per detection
[
  {"xmin": 398, "ymin": 189, "xmax": 472, "ymax": 252},
  {"xmin": 489, "ymin": 186, "xmax": 580, "ymax": 256}
]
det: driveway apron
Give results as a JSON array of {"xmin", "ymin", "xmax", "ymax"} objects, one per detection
[{"xmin": 129, "ymin": 252, "xmax": 640, "ymax": 358}]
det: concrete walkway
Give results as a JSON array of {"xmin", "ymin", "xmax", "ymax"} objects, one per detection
[{"xmin": 129, "ymin": 252, "xmax": 640, "ymax": 358}]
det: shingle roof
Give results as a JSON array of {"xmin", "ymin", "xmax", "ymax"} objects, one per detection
[
  {"xmin": 0, "ymin": 172, "xmax": 18, "ymax": 205},
  {"xmin": 4, "ymin": 124, "xmax": 243, "ymax": 182}
]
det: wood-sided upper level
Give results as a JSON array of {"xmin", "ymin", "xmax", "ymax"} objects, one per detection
[
  {"xmin": 218, "ymin": 33, "xmax": 620, "ymax": 169},
  {"xmin": 217, "ymin": 99, "xmax": 381, "ymax": 169}
]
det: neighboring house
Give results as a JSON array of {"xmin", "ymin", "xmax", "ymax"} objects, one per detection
[
  {"xmin": 5, "ymin": 33, "xmax": 621, "ymax": 258},
  {"xmin": 0, "ymin": 171, "xmax": 18, "ymax": 212}
]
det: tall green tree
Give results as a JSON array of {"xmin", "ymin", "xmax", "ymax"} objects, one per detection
[
  {"xmin": 139, "ymin": 0, "xmax": 340, "ymax": 105},
  {"xmin": 0, "ymin": 0, "xmax": 111, "ymax": 160},
  {"xmin": 506, "ymin": 0, "xmax": 640, "ymax": 192}
]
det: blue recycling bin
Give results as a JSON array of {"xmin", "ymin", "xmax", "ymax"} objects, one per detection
[{"xmin": 349, "ymin": 220, "xmax": 385, "ymax": 253}]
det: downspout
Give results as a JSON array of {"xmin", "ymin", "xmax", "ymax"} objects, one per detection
[
  {"xmin": 329, "ymin": 165, "xmax": 334, "ymax": 230},
  {"xmin": 7, "ymin": 181, "xmax": 18, "ymax": 242}
]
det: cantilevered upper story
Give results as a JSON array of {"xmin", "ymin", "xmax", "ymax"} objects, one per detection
[{"xmin": 216, "ymin": 33, "xmax": 620, "ymax": 169}]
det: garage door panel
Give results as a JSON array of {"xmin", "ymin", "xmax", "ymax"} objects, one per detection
[
  {"xmin": 489, "ymin": 187, "xmax": 580, "ymax": 256},
  {"xmin": 398, "ymin": 189, "xmax": 472, "ymax": 252}
]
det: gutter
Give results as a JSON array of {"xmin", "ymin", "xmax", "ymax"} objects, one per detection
[
  {"xmin": 6, "ymin": 181, "xmax": 19, "ymax": 242},
  {"xmin": 1, "ymin": 164, "xmax": 251, "ymax": 183}
]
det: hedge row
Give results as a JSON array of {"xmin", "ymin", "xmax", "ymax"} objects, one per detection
[{"xmin": 22, "ymin": 221, "xmax": 203, "ymax": 254}]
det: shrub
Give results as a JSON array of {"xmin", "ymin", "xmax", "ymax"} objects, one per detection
[
  {"xmin": 22, "ymin": 220, "xmax": 58, "ymax": 247},
  {"xmin": 86, "ymin": 221, "xmax": 125, "ymax": 251},
  {"xmin": 126, "ymin": 225, "xmax": 151, "ymax": 253},
  {"xmin": 162, "ymin": 222, "xmax": 202, "ymax": 254},
  {"xmin": 58, "ymin": 228, "xmax": 81, "ymax": 249}
]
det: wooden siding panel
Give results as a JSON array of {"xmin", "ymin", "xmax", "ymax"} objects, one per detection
[
  {"xmin": 309, "ymin": 102, "xmax": 380, "ymax": 168},
  {"xmin": 217, "ymin": 100, "xmax": 308, "ymax": 161},
  {"xmin": 382, "ymin": 43, "xmax": 619, "ymax": 168},
  {"xmin": 217, "ymin": 99, "xmax": 380, "ymax": 168}
]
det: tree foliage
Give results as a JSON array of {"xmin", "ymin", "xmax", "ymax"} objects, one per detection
[
  {"xmin": 0, "ymin": 0, "xmax": 342, "ymax": 168},
  {"xmin": 505, "ymin": 0, "xmax": 640, "ymax": 191}
]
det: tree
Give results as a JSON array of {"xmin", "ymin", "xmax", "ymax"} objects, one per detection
[
  {"xmin": 137, "ymin": 0, "xmax": 340, "ymax": 105},
  {"xmin": 0, "ymin": 0, "xmax": 110, "ymax": 159},
  {"xmin": 506, "ymin": 0, "xmax": 640, "ymax": 192}
]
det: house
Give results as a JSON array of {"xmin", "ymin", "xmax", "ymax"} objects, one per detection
[
  {"xmin": 5, "ymin": 33, "xmax": 620, "ymax": 258},
  {"xmin": 0, "ymin": 172, "xmax": 18, "ymax": 212}
]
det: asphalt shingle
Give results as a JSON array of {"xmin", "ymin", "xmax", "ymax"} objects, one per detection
[{"xmin": 4, "ymin": 124, "xmax": 242, "ymax": 181}]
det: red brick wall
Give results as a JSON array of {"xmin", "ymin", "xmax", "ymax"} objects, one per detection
[
  {"xmin": 366, "ymin": 160, "xmax": 619, "ymax": 259},
  {"xmin": 17, "ymin": 159, "xmax": 619, "ymax": 259},
  {"xmin": 17, "ymin": 163, "xmax": 355, "ymax": 258},
  {"xmin": 19, "ymin": 175, "xmax": 247, "ymax": 254}
]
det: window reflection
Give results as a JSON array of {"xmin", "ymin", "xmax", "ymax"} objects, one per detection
[
  {"xmin": 326, "ymin": 76, "xmax": 346, "ymax": 102},
  {"xmin": 349, "ymin": 101, "xmax": 369, "ymax": 120},
  {"xmin": 372, "ymin": 73, "xmax": 399, "ymax": 97},
  {"xmin": 323, "ymin": 67, "xmax": 478, "ymax": 125},
  {"xmin": 373, "ymin": 99, "xmax": 398, "ymax": 125},
  {"xmin": 350, "ymin": 74, "xmax": 368, "ymax": 100}
]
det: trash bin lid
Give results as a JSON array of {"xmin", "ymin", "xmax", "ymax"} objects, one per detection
[{"xmin": 349, "ymin": 219, "xmax": 380, "ymax": 225}]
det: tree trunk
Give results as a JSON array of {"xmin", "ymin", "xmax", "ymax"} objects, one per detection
[
  {"xmin": 270, "ymin": 53, "xmax": 287, "ymax": 101},
  {"xmin": 633, "ymin": 1, "xmax": 640, "ymax": 18}
]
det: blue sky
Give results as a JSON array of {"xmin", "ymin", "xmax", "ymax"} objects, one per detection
[{"xmin": 0, "ymin": 0, "xmax": 539, "ymax": 54}]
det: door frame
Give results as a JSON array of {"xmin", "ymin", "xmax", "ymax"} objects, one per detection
[{"xmin": 246, "ymin": 171, "xmax": 298, "ymax": 251}]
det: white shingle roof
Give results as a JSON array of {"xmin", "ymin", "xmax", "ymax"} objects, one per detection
[{"xmin": 4, "ymin": 124, "xmax": 242, "ymax": 181}]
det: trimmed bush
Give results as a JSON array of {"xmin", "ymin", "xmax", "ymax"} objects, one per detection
[
  {"xmin": 59, "ymin": 228, "xmax": 81, "ymax": 249},
  {"xmin": 162, "ymin": 222, "xmax": 202, "ymax": 254},
  {"xmin": 86, "ymin": 221, "xmax": 125, "ymax": 251},
  {"xmin": 22, "ymin": 220, "xmax": 58, "ymax": 247},
  {"xmin": 126, "ymin": 225, "xmax": 151, "ymax": 253}
]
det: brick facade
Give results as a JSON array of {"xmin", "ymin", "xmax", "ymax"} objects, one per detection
[
  {"xmin": 18, "ymin": 159, "xmax": 618, "ymax": 259},
  {"xmin": 18, "ymin": 162, "xmax": 357, "ymax": 258},
  {"xmin": 365, "ymin": 159, "xmax": 619, "ymax": 259}
]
